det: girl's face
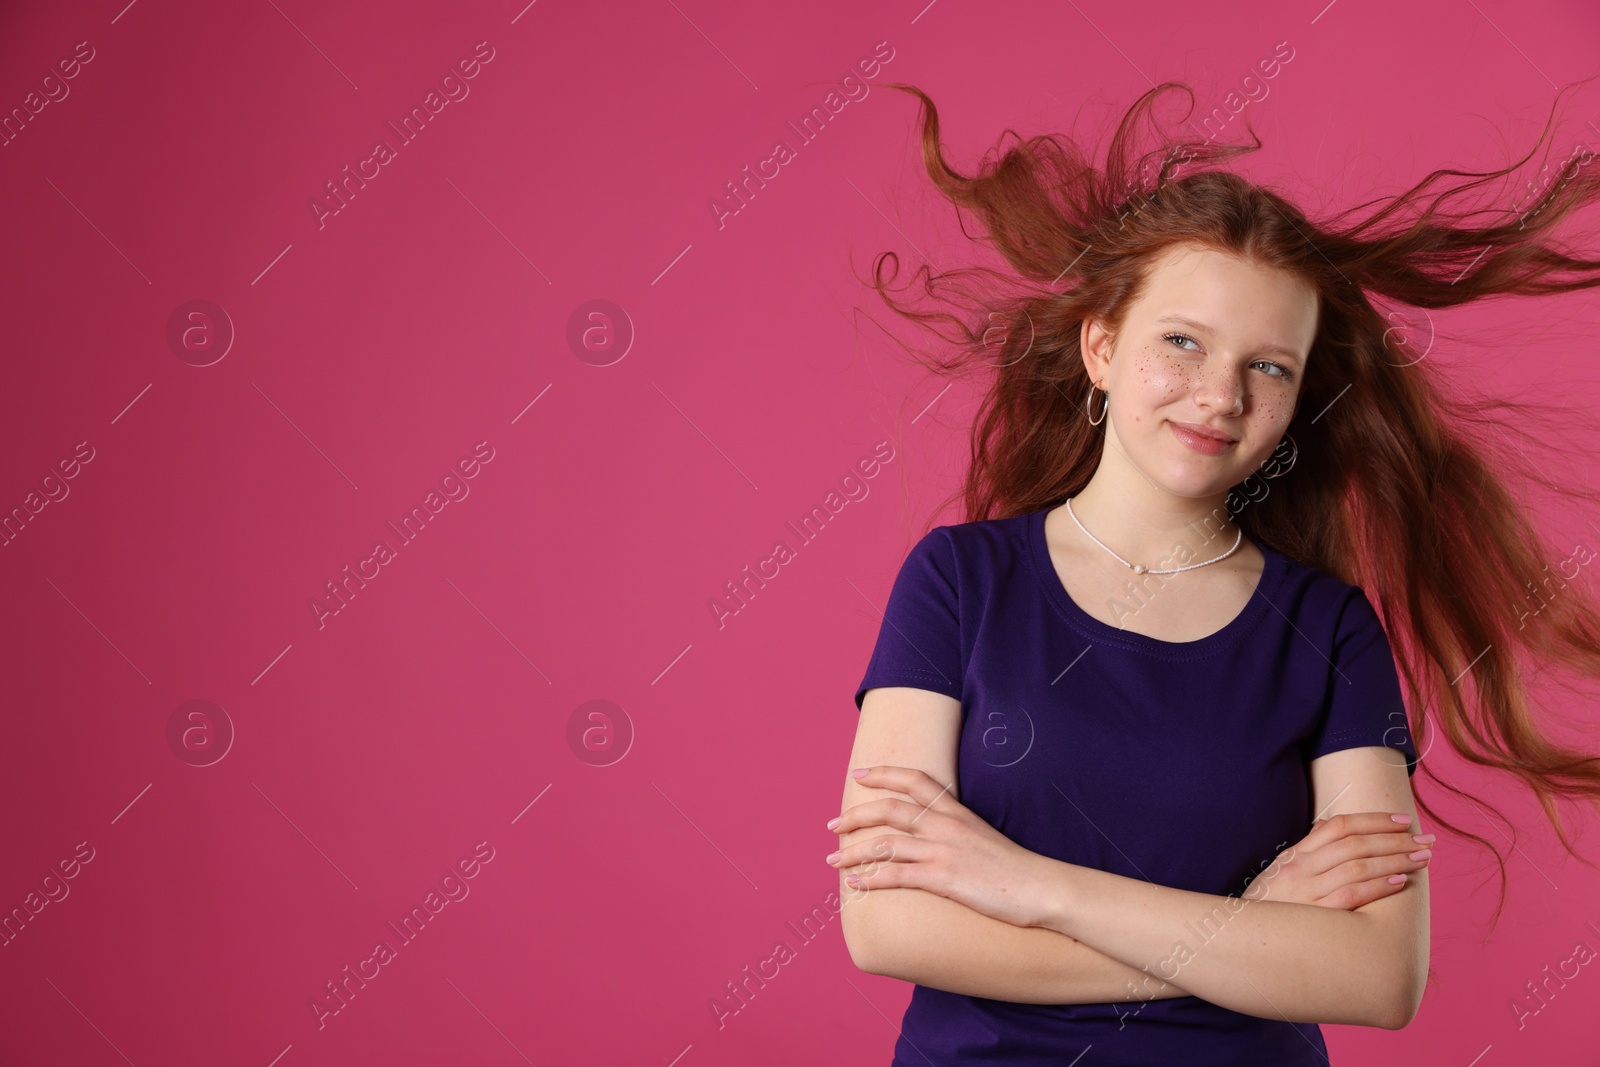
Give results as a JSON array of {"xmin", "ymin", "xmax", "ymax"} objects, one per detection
[{"xmin": 1081, "ymin": 242, "xmax": 1317, "ymax": 500}]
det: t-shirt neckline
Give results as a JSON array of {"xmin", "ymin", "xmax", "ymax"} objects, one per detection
[{"xmin": 1025, "ymin": 505, "xmax": 1282, "ymax": 659}]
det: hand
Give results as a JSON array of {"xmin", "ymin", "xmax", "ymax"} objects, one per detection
[
  {"xmin": 826, "ymin": 765, "xmax": 1056, "ymax": 929},
  {"xmin": 1244, "ymin": 812, "xmax": 1435, "ymax": 909}
]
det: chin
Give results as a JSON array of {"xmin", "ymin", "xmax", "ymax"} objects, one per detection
[{"xmin": 1145, "ymin": 465, "xmax": 1239, "ymax": 500}]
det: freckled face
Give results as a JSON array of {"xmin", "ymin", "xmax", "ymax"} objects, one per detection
[{"xmin": 1083, "ymin": 242, "xmax": 1318, "ymax": 497}]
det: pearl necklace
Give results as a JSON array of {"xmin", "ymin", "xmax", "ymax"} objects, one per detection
[{"xmin": 1064, "ymin": 497, "xmax": 1243, "ymax": 575}]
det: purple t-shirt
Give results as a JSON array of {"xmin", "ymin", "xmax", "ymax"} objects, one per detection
[{"xmin": 853, "ymin": 507, "xmax": 1418, "ymax": 1066}]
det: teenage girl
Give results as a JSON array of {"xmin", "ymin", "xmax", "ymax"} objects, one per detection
[{"xmin": 830, "ymin": 81, "xmax": 1600, "ymax": 1065}]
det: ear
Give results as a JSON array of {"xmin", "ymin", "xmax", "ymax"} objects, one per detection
[{"xmin": 1080, "ymin": 316, "xmax": 1114, "ymax": 388}]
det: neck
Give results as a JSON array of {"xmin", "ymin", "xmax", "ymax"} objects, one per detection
[{"xmin": 1068, "ymin": 470, "xmax": 1239, "ymax": 569}]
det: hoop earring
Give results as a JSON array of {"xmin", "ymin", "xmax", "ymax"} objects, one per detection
[
  {"xmin": 1259, "ymin": 433, "xmax": 1298, "ymax": 478},
  {"xmin": 1086, "ymin": 382, "xmax": 1108, "ymax": 426}
]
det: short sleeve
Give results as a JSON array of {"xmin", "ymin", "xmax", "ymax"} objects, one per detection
[
  {"xmin": 853, "ymin": 527, "xmax": 964, "ymax": 711},
  {"xmin": 1306, "ymin": 588, "xmax": 1419, "ymax": 776}
]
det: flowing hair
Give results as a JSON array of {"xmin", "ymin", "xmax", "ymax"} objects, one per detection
[{"xmin": 862, "ymin": 80, "xmax": 1600, "ymax": 927}]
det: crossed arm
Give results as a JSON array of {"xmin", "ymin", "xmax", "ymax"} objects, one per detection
[
  {"xmin": 842, "ymin": 880, "xmax": 1192, "ymax": 1005},
  {"xmin": 839, "ymin": 688, "xmax": 1429, "ymax": 1029}
]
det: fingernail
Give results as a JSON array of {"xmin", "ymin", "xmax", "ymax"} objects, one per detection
[
  {"xmin": 827, "ymin": 817, "xmax": 841, "ymax": 830},
  {"xmin": 846, "ymin": 875, "xmax": 860, "ymax": 886},
  {"xmin": 825, "ymin": 851, "xmax": 841, "ymax": 865},
  {"xmin": 851, "ymin": 768, "xmax": 869, "ymax": 779},
  {"xmin": 1391, "ymin": 813, "xmax": 1413, "ymax": 824},
  {"xmin": 1408, "ymin": 848, "xmax": 1432, "ymax": 861},
  {"xmin": 1387, "ymin": 874, "xmax": 1408, "ymax": 885},
  {"xmin": 1412, "ymin": 833, "xmax": 1435, "ymax": 845}
]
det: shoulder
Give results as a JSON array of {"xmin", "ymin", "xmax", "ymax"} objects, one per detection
[
  {"xmin": 1262, "ymin": 542, "xmax": 1386, "ymax": 642},
  {"xmin": 886, "ymin": 513, "xmax": 1035, "ymax": 610},
  {"xmin": 916, "ymin": 511, "xmax": 1034, "ymax": 568}
]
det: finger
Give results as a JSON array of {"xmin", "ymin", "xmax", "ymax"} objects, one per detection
[
  {"xmin": 1312, "ymin": 812, "xmax": 1416, "ymax": 836},
  {"xmin": 1323, "ymin": 847, "xmax": 1432, "ymax": 889},
  {"xmin": 1315, "ymin": 871, "xmax": 1415, "ymax": 911},
  {"xmin": 836, "ymin": 794, "xmax": 919, "ymax": 828},
  {"xmin": 831, "ymin": 833, "xmax": 930, "ymax": 872},
  {"xmin": 1297, "ymin": 847, "xmax": 1427, "ymax": 900},
  {"xmin": 1307, "ymin": 811, "xmax": 1421, "ymax": 846},
  {"xmin": 1333, "ymin": 830, "xmax": 1437, "ymax": 863},
  {"xmin": 833, "ymin": 797, "xmax": 929, "ymax": 836},
  {"xmin": 841, "ymin": 843, "xmax": 929, "ymax": 892},
  {"xmin": 1304, "ymin": 825, "xmax": 1437, "ymax": 873},
  {"xmin": 850, "ymin": 766, "xmax": 958, "ymax": 816}
]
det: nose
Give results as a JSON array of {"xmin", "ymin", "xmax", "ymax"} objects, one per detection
[{"xmin": 1199, "ymin": 364, "xmax": 1245, "ymax": 417}]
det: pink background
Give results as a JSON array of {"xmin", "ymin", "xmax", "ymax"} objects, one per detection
[{"xmin": 3, "ymin": 0, "xmax": 1600, "ymax": 1063}]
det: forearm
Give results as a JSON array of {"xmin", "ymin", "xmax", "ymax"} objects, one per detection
[
  {"xmin": 842, "ymin": 884, "xmax": 1193, "ymax": 1005},
  {"xmin": 1035, "ymin": 859, "xmax": 1408, "ymax": 1028}
]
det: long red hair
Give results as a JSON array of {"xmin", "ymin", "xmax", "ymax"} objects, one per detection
[{"xmin": 864, "ymin": 80, "xmax": 1600, "ymax": 926}]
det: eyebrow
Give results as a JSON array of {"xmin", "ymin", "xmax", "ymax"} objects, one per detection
[{"xmin": 1153, "ymin": 315, "xmax": 1306, "ymax": 364}]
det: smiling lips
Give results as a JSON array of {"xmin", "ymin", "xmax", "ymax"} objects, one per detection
[{"xmin": 1168, "ymin": 420, "xmax": 1237, "ymax": 455}]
